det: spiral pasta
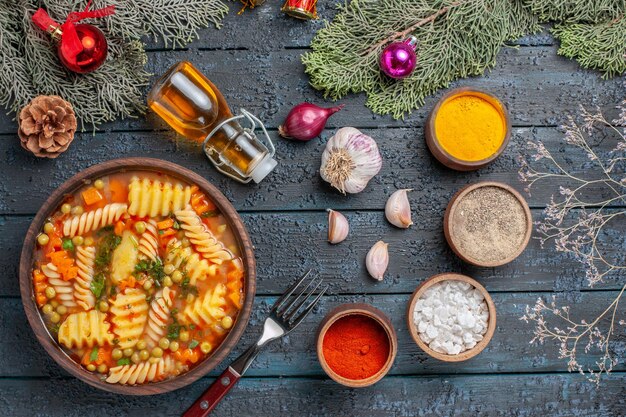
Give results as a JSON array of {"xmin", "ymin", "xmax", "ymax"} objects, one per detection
[
  {"xmin": 111, "ymin": 288, "xmax": 149, "ymax": 349},
  {"xmin": 58, "ymin": 310, "xmax": 114, "ymax": 349},
  {"xmin": 63, "ymin": 203, "xmax": 128, "ymax": 237},
  {"xmin": 73, "ymin": 246, "xmax": 97, "ymax": 311},
  {"xmin": 137, "ymin": 219, "xmax": 159, "ymax": 261},
  {"xmin": 144, "ymin": 287, "xmax": 175, "ymax": 348},
  {"xmin": 128, "ymin": 177, "xmax": 192, "ymax": 218},
  {"xmin": 106, "ymin": 356, "xmax": 179, "ymax": 385},
  {"xmin": 182, "ymin": 283, "xmax": 227, "ymax": 328},
  {"xmin": 42, "ymin": 263, "xmax": 77, "ymax": 308},
  {"xmin": 166, "ymin": 239, "xmax": 216, "ymax": 286},
  {"xmin": 174, "ymin": 207, "xmax": 233, "ymax": 264}
]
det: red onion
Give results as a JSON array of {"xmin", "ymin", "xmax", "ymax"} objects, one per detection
[{"xmin": 278, "ymin": 102, "xmax": 344, "ymax": 141}]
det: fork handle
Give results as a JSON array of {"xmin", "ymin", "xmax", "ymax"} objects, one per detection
[{"xmin": 181, "ymin": 366, "xmax": 240, "ymax": 417}]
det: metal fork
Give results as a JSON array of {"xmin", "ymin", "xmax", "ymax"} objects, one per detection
[{"xmin": 182, "ymin": 270, "xmax": 327, "ymax": 417}]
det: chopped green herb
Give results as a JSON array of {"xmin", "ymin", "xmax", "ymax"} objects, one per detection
[
  {"xmin": 49, "ymin": 323, "xmax": 60, "ymax": 333},
  {"xmin": 201, "ymin": 210, "xmax": 218, "ymax": 218},
  {"xmin": 62, "ymin": 238, "xmax": 75, "ymax": 252},
  {"xmin": 158, "ymin": 230, "xmax": 164, "ymax": 235},
  {"xmin": 180, "ymin": 274, "xmax": 199, "ymax": 298},
  {"xmin": 96, "ymin": 225, "xmax": 114, "ymax": 236},
  {"xmin": 95, "ymin": 233, "xmax": 121, "ymax": 268},
  {"xmin": 90, "ymin": 346, "xmax": 99, "ymax": 362},
  {"xmin": 110, "ymin": 286, "xmax": 117, "ymax": 297},
  {"xmin": 112, "ymin": 338, "xmax": 119, "ymax": 345},
  {"xmin": 189, "ymin": 324, "xmax": 196, "ymax": 330},
  {"xmin": 172, "ymin": 220, "xmax": 181, "ymax": 230},
  {"xmin": 188, "ymin": 340, "xmax": 199, "ymax": 349},
  {"xmin": 90, "ymin": 273, "xmax": 106, "ymax": 298},
  {"xmin": 134, "ymin": 259, "xmax": 165, "ymax": 286},
  {"xmin": 117, "ymin": 358, "xmax": 131, "ymax": 366}
]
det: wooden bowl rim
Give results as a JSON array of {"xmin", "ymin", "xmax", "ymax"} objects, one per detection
[
  {"xmin": 316, "ymin": 303, "xmax": 397, "ymax": 388},
  {"xmin": 18, "ymin": 157, "xmax": 256, "ymax": 396},
  {"xmin": 406, "ymin": 273, "xmax": 497, "ymax": 362},
  {"xmin": 425, "ymin": 87, "xmax": 512, "ymax": 171},
  {"xmin": 443, "ymin": 181, "xmax": 533, "ymax": 267}
]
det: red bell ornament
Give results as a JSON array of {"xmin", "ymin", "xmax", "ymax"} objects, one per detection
[{"xmin": 32, "ymin": 1, "xmax": 115, "ymax": 74}]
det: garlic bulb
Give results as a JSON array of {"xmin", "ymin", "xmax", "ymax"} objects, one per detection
[
  {"xmin": 320, "ymin": 127, "xmax": 383, "ymax": 194},
  {"xmin": 366, "ymin": 241, "xmax": 389, "ymax": 281},
  {"xmin": 385, "ymin": 189, "xmax": 413, "ymax": 228},
  {"xmin": 327, "ymin": 209, "xmax": 349, "ymax": 244}
]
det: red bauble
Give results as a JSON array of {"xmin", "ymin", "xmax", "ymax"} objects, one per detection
[{"xmin": 58, "ymin": 24, "xmax": 108, "ymax": 73}]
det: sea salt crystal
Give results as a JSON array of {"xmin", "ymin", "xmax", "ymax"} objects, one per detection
[{"xmin": 412, "ymin": 280, "xmax": 489, "ymax": 355}]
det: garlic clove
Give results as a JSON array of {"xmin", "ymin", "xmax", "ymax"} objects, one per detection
[
  {"xmin": 366, "ymin": 240, "xmax": 389, "ymax": 281},
  {"xmin": 385, "ymin": 189, "xmax": 413, "ymax": 228},
  {"xmin": 327, "ymin": 209, "xmax": 349, "ymax": 244}
]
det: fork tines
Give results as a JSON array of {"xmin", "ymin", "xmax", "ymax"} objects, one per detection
[{"xmin": 271, "ymin": 270, "xmax": 327, "ymax": 327}]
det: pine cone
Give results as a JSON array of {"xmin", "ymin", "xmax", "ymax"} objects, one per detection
[{"xmin": 18, "ymin": 95, "xmax": 77, "ymax": 158}]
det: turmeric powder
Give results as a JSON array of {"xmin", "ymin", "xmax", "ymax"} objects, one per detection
[{"xmin": 434, "ymin": 93, "xmax": 506, "ymax": 161}]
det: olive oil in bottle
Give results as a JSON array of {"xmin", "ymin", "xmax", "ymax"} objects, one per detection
[{"xmin": 148, "ymin": 61, "xmax": 277, "ymax": 183}]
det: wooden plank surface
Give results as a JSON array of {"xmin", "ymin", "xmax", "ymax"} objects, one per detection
[
  {"xmin": 1, "ymin": 373, "xmax": 624, "ymax": 417},
  {"xmin": 1, "ymin": 5, "xmax": 624, "ymax": 416}
]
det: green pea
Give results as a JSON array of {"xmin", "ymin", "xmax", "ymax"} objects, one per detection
[
  {"xmin": 61, "ymin": 203, "xmax": 72, "ymax": 214},
  {"xmin": 134, "ymin": 221, "xmax": 146, "ymax": 234},
  {"xmin": 43, "ymin": 223, "xmax": 54, "ymax": 234},
  {"xmin": 143, "ymin": 280, "xmax": 153, "ymax": 291},
  {"xmin": 136, "ymin": 340, "xmax": 147, "ymax": 350},
  {"xmin": 56, "ymin": 305, "xmax": 67, "ymax": 315},
  {"xmin": 221, "ymin": 316, "xmax": 233, "ymax": 329},
  {"xmin": 179, "ymin": 331, "xmax": 189, "ymax": 342},
  {"xmin": 131, "ymin": 352, "xmax": 141, "ymax": 364},
  {"xmin": 163, "ymin": 264, "xmax": 175, "ymax": 275},
  {"xmin": 45, "ymin": 287, "xmax": 56, "ymax": 299},
  {"xmin": 169, "ymin": 341, "xmax": 180, "ymax": 352},
  {"xmin": 86, "ymin": 364, "xmax": 96, "ymax": 372},
  {"xmin": 148, "ymin": 357, "xmax": 160, "ymax": 364},
  {"xmin": 163, "ymin": 276, "xmax": 173, "ymax": 287},
  {"xmin": 112, "ymin": 349, "xmax": 123, "ymax": 360},
  {"xmin": 50, "ymin": 300, "xmax": 59, "ymax": 308},
  {"xmin": 158, "ymin": 338, "xmax": 170, "ymax": 350},
  {"xmin": 72, "ymin": 236, "xmax": 84, "ymax": 246},
  {"xmin": 97, "ymin": 364, "xmax": 107, "ymax": 374},
  {"xmin": 71, "ymin": 206, "xmax": 84, "ymax": 215},
  {"xmin": 84, "ymin": 237, "xmax": 94, "ymax": 246},
  {"xmin": 123, "ymin": 348, "xmax": 134, "ymax": 357},
  {"xmin": 200, "ymin": 342, "xmax": 212, "ymax": 354},
  {"xmin": 171, "ymin": 270, "xmax": 183, "ymax": 283},
  {"xmin": 139, "ymin": 349, "xmax": 150, "ymax": 361},
  {"xmin": 151, "ymin": 347, "xmax": 163, "ymax": 358},
  {"xmin": 37, "ymin": 234, "xmax": 50, "ymax": 246},
  {"xmin": 99, "ymin": 301, "xmax": 109, "ymax": 312},
  {"xmin": 42, "ymin": 304, "xmax": 54, "ymax": 315},
  {"xmin": 94, "ymin": 179, "xmax": 105, "ymax": 190},
  {"xmin": 49, "ymin": 312, "xmax": 61, "ymax": 323}
]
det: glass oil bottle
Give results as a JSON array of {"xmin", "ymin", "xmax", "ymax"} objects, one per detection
[{"xmin": 147, "ymin": 61, "xmax": 277, "ymax": 183}]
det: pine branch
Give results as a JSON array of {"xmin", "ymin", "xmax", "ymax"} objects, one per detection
[
  {"xmin": 551, "ymin": 17, "xmax": 626, "ymax": 79},
  {"xmin": 0, "ymin": 0, "xmax": 229, "ymax": 129},
  {"xmin": 303, "ymin": 0, "xmax": 539, "ymax": 119},
  {"xmin": 522, "ymin": 0, "xmax": 623, "ymax": 24}
]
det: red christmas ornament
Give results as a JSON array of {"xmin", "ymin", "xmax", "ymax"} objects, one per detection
[
  {"xmin": 32, "ymin": 1, "xmax": 115, "ymax": 74},
  {"xmin": 281, "ymin": 0, "xmax": 318, "ymax": 20}
]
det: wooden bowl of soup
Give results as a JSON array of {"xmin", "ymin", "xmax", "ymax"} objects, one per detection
[{"xmin": 19, "ymin": 158, "xmax": 256, "ymax": 395}]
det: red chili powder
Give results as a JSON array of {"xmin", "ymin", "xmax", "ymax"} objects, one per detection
[{"xmin": 322, "ymin": 315, "xmax": 390, "ymax": 380}]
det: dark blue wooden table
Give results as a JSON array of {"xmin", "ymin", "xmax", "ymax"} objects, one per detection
[{"xmin": 1, "ymin": 5, "xmax": 625, "ymax": 416}]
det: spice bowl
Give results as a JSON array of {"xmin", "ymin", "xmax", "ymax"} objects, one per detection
[
  {"xmin": 317, "ymin": 303, "xmax": 397, "ymax": 388},
  {"xmin": 407, "ymin": 273, "xmax": 496, "ymax": 362},
  {"xmin": 444, "ymin": 181, "xmax": 532, "ymax": 267},
  {"xmin": 425, "ymin": 87, "xmax": 511, "ymax": 171}
]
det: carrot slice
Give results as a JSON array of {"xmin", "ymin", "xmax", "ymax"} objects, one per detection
[
  {"xmin": 157, "ymin": 218, "xmax": 174, "ymax": 230},
  {"xmin": 114, "ymin": 220, "xmax": 126, "ymax": 236},
  {"xmin": 109, "ymin": 179, "xmax": 128, "ymax": 203},
  {"xmin": 81, "ymin": 187, "xmax": 104, "ymax": 206}
]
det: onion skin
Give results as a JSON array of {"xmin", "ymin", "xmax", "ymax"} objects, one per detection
[{"xmin": 279, "ymin": 103, "xmax": 345, "ymax": 141}]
